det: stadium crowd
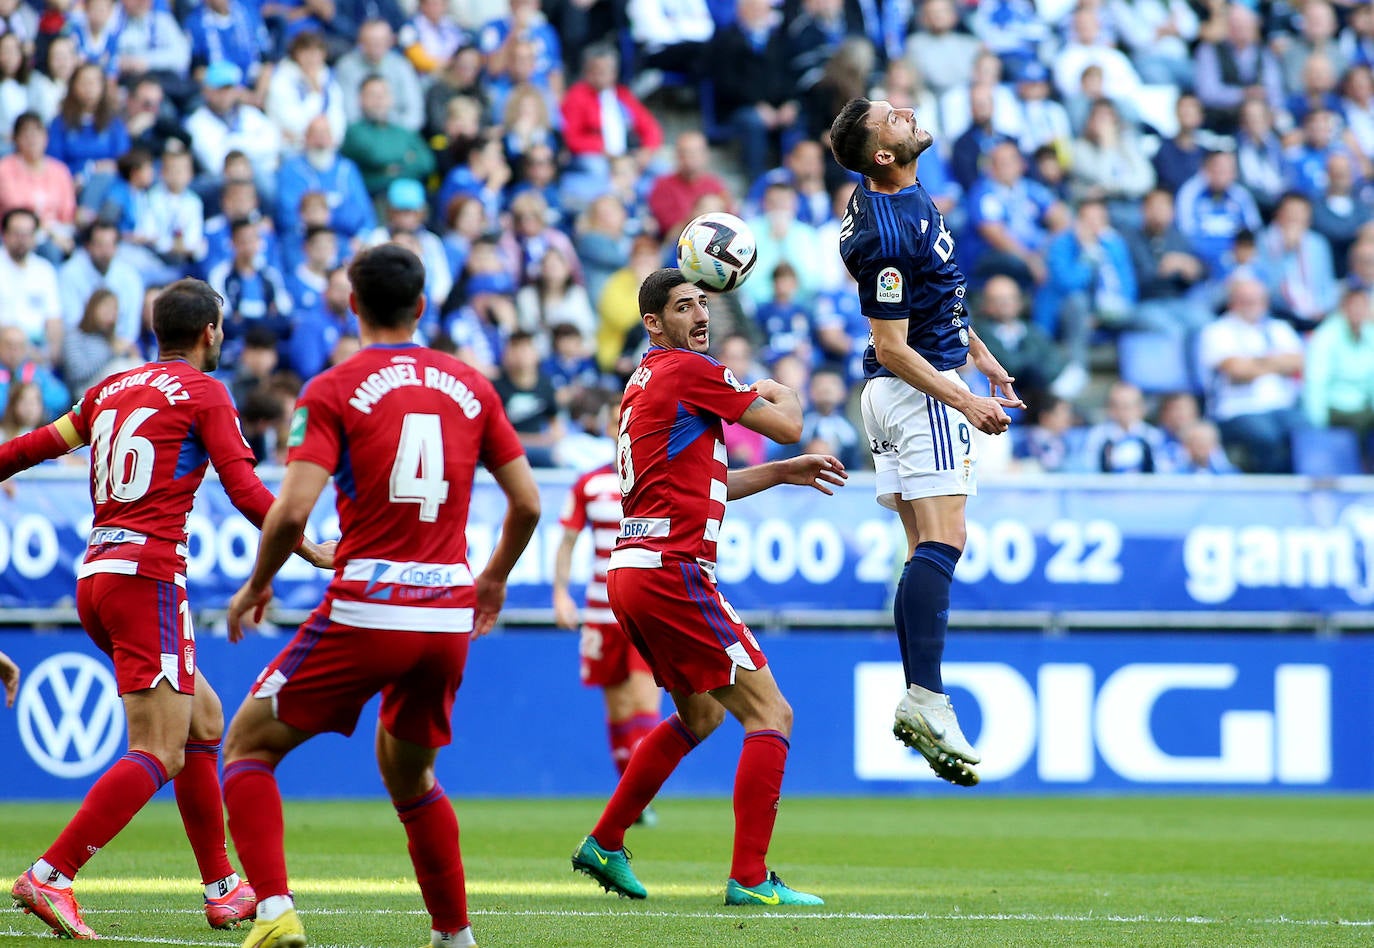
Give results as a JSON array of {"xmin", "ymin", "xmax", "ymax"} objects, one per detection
[{"xmin": 0, "ymin": 0, "xmax": 1371, "ymax": 476}]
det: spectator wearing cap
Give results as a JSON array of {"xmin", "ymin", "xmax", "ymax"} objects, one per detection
[
  {"xmin": 1109, "ymin": 0, "xmax": 1198, "ymax": 88},
  {"xmin": 186, "ymin": 0, "xmax": 273, "ymax": 100},
  {"xmin": 1195, "ymin": 3, "xmax": 1284, "ymax": 131},
  {"xmin": 185, "ymin": 61, "xmax": 283, "ymax": 195},
  {"xmin": 59, "ymin": 219, "xmax": 143, "ymax": 345},
  {"xmin": 335, "ymin": 18, "xmax": 425, "ymax": 133},
  {"xmin": 115, "ymin": 0, "xmax": 193, "ymax": 108},
  {"xmin": 276, "ymin": 114, "xmax": 374, "ymax": 241},
  {"xmin": 266, "ymin": 31, "xmax": 347, "ymax": 154},
  {"xmin": 341, "ymin": 75, "xmax": 435, "ymax": 196},
  {"xmin": 965, "ymin": 138, "xmax": 1067, "ymax": 288},
  {"xmin": 365, "ymin": 178, "xmax": 452, "ymax": 303},
  {"xmin": 1012, "ymin": 60, "xmax": 1072, "ymax": 157},
  {"xmin": 1198, "ymin": 274, "xmax": 1304, "ymax": 473},
  {"xmin": 1176, "ymin": 150, "xmax": 1263, "ymax": 275},
  {"xmin": 904, "ymin": 0, "xmax": 980, "ymax": 95}
]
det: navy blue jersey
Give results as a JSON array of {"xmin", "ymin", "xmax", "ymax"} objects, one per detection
[{"xmin": 838, "ymin": 181, "xmax": 970, "ymax": 377}]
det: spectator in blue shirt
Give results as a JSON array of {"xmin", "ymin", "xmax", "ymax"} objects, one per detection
[
  {"xmin": 540, "ymin": 322, "xmax": 602, "ymax": 402},
  {"xmin": 1034, "ymin": 198, "xmax": 1138, "ymax": 378},
  {"xmin": 1152, "ymin": 94, "xmax": 1210, "ymax": 195},
  {"xmin": 288, "ymin": 266, "xmax": 359, "ymax": 379},
  {"xmin": 207, "ymin": 217, "xmax": 293, "ymax": 356},
  {"xmin": 479, "ymin": 0, "xmax": 564, "ymax": 99},
  {"xmin": 797, "ymin": 367, "xmax": 860, "ymax": 468},
  {"xmin": 66, "ymin": 0, "xmax": 122, "ymax": 78},
  {"xmin": 283, "ymin": 224, "xmax": 337, "ymax": 316},
  {"xmin": 971, "ymin": 0, "xmax": 1050, "ymax": 77},
  {"xmin": 276, "ymin": 115, "xmax": 375, "ymax": 242},
  {"xmin": 186, "ymin": 0, "xmax": 271, "ymax": 90},
  {"xmin": 47, "ymin": 62, "xmax": 129, "ymax": 207},
  {"xmin": 202, "ymin": 178, "xmax": 283, "ymax": 278},
  {"xmin": 950, "ymin": 83, "xmax": 1007, "ymax": 193},
  {"xmin": 966, "ymin": 138, "xmax": 1065, "ymax": 288},
  {"xmin": 1175, "ymin": 149, "xmax": 1263, "ymax": 273},
  {"xmin": 1258, "ymin": 191, "xmax": 1339, "ymax": 332},
  {"xmin": 811, "ymin": 274, "xmax": 868, "ymax": 382},
  {"xmin": 1284, "ymin": 108, "xmax": 1358, "ymax": 197},
  {"xmin": 755, "ymin": 261, "xmax": 814, "ymax": 366}
]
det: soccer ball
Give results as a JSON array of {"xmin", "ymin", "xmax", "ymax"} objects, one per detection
[{"xmin": 676, "ymin": 212, "xmax": 758, "ymax": 292}]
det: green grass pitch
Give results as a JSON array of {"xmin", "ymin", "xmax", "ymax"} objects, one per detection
[{"xmin": 1, "ymin": 796, "xmax": 1370, "ymax": 947}]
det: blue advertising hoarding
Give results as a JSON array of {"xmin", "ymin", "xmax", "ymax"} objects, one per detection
[
  {"xmin": 0, "ymin": 631, "xmax": 1368, "ymax": 799},
  {"xmin": 0, "ymin": 472, "xmax": 1373, "ymax": 618}
]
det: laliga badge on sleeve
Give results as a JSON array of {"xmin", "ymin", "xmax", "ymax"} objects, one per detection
[{"xmin": 876, "ymin": 267, "xmax": 903, "ymax": 303}]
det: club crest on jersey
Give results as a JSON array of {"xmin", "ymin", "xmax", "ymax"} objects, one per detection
[
  {"xmin": 876, "ymin": 267, "xmax": 903, "ymax": 303},
  {"xmin": 287, "ymin": 407, "xmax": 308, "ymax": 447}
]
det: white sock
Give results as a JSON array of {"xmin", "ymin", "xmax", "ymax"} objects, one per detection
[
  {"xmin": 433, "ymin": 926, "xmax": 477, "ymax": 947},
  {"xmin": 906, "ymin": 684, "xmax": 945, "ymax": 708},
  {"xmin": 257, "ymin": 895, "xmax": 295, "ymax": 921},
  {"xmin": 31, "ymin": 860, "xmax": 72, "ymax": 890},
  {"xmin": 205, "ymin": 872, "xmax": 241, "ymax": 901}
]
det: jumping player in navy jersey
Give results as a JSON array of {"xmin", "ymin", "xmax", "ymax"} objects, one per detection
[{"xmin": 829, "ymin": 98, "xmax": 1025, "ymax": 787}]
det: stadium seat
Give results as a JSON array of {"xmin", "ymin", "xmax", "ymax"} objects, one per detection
[
  {"xmin": 1291, "ymin": 427, "xmax": 1365, "ymax": 477},
  {"xmin": 1118, "ymin": 331, "xmax": 1196, "ymax": 394}
]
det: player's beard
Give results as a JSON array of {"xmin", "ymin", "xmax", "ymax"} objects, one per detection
[
  {"xmin": 203, "ymin": 337, "xmax": 223, "ymax": 372},
  {"xmin": 895, "ymin": 131, "xmax": 933, "ymax": 168}
]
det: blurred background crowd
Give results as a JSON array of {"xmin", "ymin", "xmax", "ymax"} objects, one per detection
[{"xmin": 0, "ymin": 0, "xmax": 1371, "ymax": 477}]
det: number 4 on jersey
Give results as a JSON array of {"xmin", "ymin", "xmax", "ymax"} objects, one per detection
[{"xmin": 389, "ymin": 413, "xmax": 450, "ymax": 522}]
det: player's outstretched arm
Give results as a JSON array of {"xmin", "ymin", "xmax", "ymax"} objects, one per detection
[
  {"xmin": 0, "ymin": 413, "xmax": 84, "ymax": 483},
  {"xmin": 226, "ymin": 460, "xmax": 333, "ymax": 642},
  {"xmin": 726, "ymin": 454, "xmax": 848, "ymax": 501},
  {"xmin": 552, "ymin": 526, "xmax": 581, "ymax": 630},
  {"xmin": 737, "ymin": 378, "xmax": 803, "ymax": 445},
  {"xmin": 869, "ymin": 318, "xmax": 1018, "ymax": 436},
  {"xmin": 474, "ymin": 455, "xmax": 541, "ymax": 638},
  {"xmin": 0, "ymin": 649, "xmax": 18, "ymax": 709}
]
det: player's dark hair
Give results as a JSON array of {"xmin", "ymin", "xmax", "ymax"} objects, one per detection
[
  {"xmin": 638, "ymin": 267, "xmax": 691, "ymax": 316},
  {"xmin": 153, "ymin": 278, "xmax": 224, "ymax": 352},
  {"xmin": 829, "ymin": 97, "xmax": 876, "ymax": 176},
  {"xmin": 347, "ymin": 243, "xmax": 426, "ymax": 329}
]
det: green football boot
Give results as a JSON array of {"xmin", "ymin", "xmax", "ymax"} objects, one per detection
[{"xmin": 571, "ymin": 836, "xmax": 647, "ymax": 899}]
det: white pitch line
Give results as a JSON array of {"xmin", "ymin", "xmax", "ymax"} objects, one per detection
[{"xmin": 60, "ymin": 908, "xmax": 1374, "ymax": 927}]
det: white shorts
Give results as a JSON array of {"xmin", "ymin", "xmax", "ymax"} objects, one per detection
[{"xmin": 861, "ymin": 372, "xmax": 978, "ymax": 510}]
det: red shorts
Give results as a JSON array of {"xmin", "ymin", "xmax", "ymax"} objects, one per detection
[
  {"xmin": 607, "ymin": 559, "xmax": 767, "ymax": 695},
  {"xmin": 579, "ymin": 621, "xmax": 652, "ymax": 687},
  {"xmin": 250, "ymin": 608, "xmax": 469, "ymax": 748},
  {"xmin": 77, "ymin": 573, "xmax": 196, "ymax": 695}
]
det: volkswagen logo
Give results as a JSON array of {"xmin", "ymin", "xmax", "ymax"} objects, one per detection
[{"xmin": 17, "ymin": 653, "xmax": 124, "ymax": 779}]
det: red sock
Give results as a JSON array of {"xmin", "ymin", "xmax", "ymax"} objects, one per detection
[
  {"xmin": 175, "ymin": 741, "xmax": 235, "ymax": 884},
  {"xmin": 44, "ymin": 751, "xmax": 168, "ymax": 877},
  {"xmin": 223, "ymin": 760, "xmax": 287, "ymax": 899},
  {"xmin": 591, "ymin": 715, "xmax": 698, "ymax": 851},
  {"xmin": 395, "ymin": 784, "xmax": 467, "ymax": 932},
  {"xmin": 730, "ymin": 730, "xmax": 790, "ymax": 887}
]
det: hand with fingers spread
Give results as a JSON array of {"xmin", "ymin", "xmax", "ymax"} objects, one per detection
[{"xmin": 776, "ymin": 454, "xmax": 849, "ymax": 495}]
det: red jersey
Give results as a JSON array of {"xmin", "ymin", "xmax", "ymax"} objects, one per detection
[
  {"xmin": 288, "ymin": 343, "xmax": 524, "ymax": 633},
  {"xmin": 557, "ymin": 463, "xmax": 621, "ymax": 625},
  {"xmin": 70, "ymin": 360, "xmax": 272, "ymax": 584},
  {"xmin": 612, "ymin": 346, "xmax": 758, "ymax": 572}
]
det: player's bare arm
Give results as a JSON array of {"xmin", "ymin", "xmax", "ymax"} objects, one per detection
[
  {"xmin": 737, "ymin": 378, "xmax": 803, "ymax": 444},
  {"xmin": 966, "ymin": 329, "xmax": 1026, "ymax": 409},
  {"xmin": 868, "ymin": 317, "xmax": 1017, "ymax": 436},
  {"xmin": 0, "ymin": 649, "xmax": 18, "ymax": 708},
  {"xmin": 0, "ymin": 412, "xmax": 86, "ymax": 482},
  {"xmin": 227, "ymin": 459, "xmax": 334, "ymax": 642},
  {"xmin": 726, "ymin": 454, "xmax": 848, "ymax": 502},
  {"xmin": 474, "ymin": 455, "xmax": 541, "ymax": 638},
  {"xmin": 552, "ymin": 527, "xmax": 581, "ymax": 629}
]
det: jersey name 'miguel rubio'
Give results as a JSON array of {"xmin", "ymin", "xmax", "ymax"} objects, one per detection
[
  {"xmin": 288, "ymin": 343, "xmax": 524, "ymax": 633},
  {"xmin": 611, "ymin": 347, "xmax": 759, "ymax": 574},
  {"xmin": 838, "ymin": 181, "xmax": 971, "ymax": 379}
]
